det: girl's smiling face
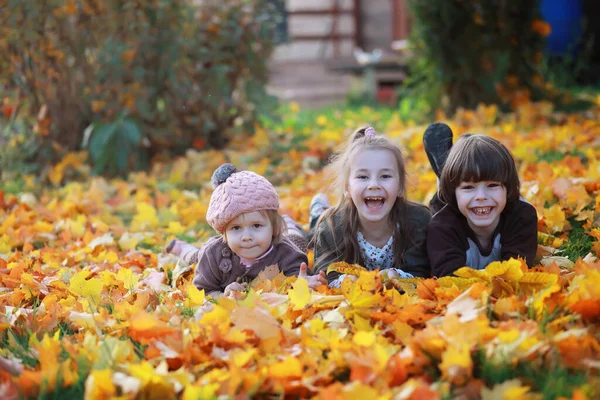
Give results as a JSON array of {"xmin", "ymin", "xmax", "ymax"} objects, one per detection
[
  {"xmin": 455, "ymin": 180, "xmax": 507, "ymax": 238},
  {"xmin": 347, "ymin": 149, "xmax": 402, "ymax": 227}
]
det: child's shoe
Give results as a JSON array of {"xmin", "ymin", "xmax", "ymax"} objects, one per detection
[
  {"xmin": 165, "ymin": 239, "xmax": 198, "ymax": 264},
  {"xmin": 423, "ymin": 122, "xmax": 453, "ymax": 177},
  {"xmin": 282, "ymin": 214, "xmax": 309, "ymax": 252},
  {"xmin": 309, "ymin": 193, "xmax": 331, "ymax": 229}
]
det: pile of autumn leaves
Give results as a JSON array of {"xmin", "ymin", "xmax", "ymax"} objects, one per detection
[{"xmin": 1, "ymin": 102, "xmax": 600, "ymax": 399}]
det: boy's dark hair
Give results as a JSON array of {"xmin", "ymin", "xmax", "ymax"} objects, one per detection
[{"xmin": 438, "ymin": 134, "xmax": 520, "ymax": 211}]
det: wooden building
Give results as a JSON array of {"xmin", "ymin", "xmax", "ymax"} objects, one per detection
[{"xmin": 267, "ymin": 0, "xmax": 411, "ymax": 107}]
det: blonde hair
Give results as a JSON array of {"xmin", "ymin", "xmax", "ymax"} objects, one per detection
[
  {"xmin": 313, "ymin": 127, "xmax": 424, "ymax": 271},
  {"xmin": 439, "ymin": 134, "xmax": 520, "ymax": 211},
  {"xmin": 223, "ymin": 210, "xmax": 287, "ymax": 245}
]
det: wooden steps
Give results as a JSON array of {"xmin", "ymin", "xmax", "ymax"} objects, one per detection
[{"xmin": 267, "ymin": 60, "xmax": 353, "ymax": 108}]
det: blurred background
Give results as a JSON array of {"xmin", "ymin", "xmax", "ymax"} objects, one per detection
[
  {"xmin": 269, "ymin": 0, "xmax": 600, "ymax": 107},
  {"xmin": 1, "ymin": 0, "xmax": 599, "ymax": 181}
]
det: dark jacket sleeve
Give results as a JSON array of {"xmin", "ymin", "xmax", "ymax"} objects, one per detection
[
  {"xmin": 313, "ymin": 221, "xmax": 345, "ymax": 284},
  {"xmin": 399, "ymin": 204, "xmax": 432, "ymax": 278},
  {"xmin": 501, "ymin": 201, "xmax": 538, "ymax": 267},
  {"xmin": 192, "ymin": 237, "xmax": 226, "ymax": 293},
  {"xmin": 427, "ymin": 207, "xmax": 469, "ymax": 277},
  {"xmin": 275, "ymin": 237, "xmax": 308, "ymax": 277}
]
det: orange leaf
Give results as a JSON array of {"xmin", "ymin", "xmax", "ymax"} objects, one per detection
[
  {"xmin": 570, "ymin": 299, "xmax": 600, "ymax": 320},
  {"xmin": 127, "ymin": 312, "xmax": 178, "ymax": 343},
  {"xmin": 416, "ymin": 279, "xmax": 439, "ymax": 300},
  {"xmin": 326, "ymin": 261, "xmax": 367, "ymax": 276}
]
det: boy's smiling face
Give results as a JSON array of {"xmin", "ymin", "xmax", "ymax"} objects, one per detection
[
  {"xmin": 224, "ymin": 211, "xmax": 273, "ymax": 261},
  {"xmin": 455, "ymin": 180, "xmax": 507, "ymax": 239}
]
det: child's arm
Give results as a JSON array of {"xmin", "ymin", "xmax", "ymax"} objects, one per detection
[
  {"xmin": 277, "ymin": 237, "xmax": 309, "ymax": 277},
  {"xmin": 398, "ymin": 204, "xmax": 432, "ymax": 278},
  {"xmin": 427, "ymin": 216, "xmax": 469, "ymax": 277},
  {"xmin": 500, "ymin": 201, "xmax": 538, "ymax": 267},
  {"xmin": 313, "ymin": 223, "xmax": 345, "ymax": 285},
  {"xmin": 191, "ymin": 238, "xmax": 228, "ymax": 294}
]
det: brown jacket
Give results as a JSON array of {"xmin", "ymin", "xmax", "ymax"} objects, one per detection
[{"xmin": 192, "ymin": 236, "xmax": 307, "ymax": 293}]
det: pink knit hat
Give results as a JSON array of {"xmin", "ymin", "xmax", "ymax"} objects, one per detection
[{"xmin": 206, "ymin": 163, "xmax": 279, "ymax": 234}]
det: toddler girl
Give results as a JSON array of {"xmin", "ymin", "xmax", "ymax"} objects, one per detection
[{"xmin": 166, "ymin": 163, "xmax": 326, "ymax": 297}]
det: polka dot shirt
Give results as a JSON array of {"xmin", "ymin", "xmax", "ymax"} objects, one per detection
[
  {"xmin": 329, "ymin": 231, "xmax": 414, "ymax": 288},
  {"xmin": 357, "ymin": 231, "xmax": 394, "ymax": 270}
]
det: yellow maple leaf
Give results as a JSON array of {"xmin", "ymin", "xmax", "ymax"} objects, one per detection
[
  {"xmin": 166, "ymin": 221, "xmax": 185, "ymax": 235},
  {"xmin": 525, "ymin": 283, "xmax": 561, "ymax": 320},
  {"xmin": 353, "ymin": 330, "xmax": 376, "ymax": 347},
  {"xmin": 47, "ymin": 165, "xmax": 64, "ymax": 186},
  {"xmin": 64, "ymin": 215, "xmax": 87, "ymax": 238},
  {"xmin": 228, "ymin": 348, "xmax": 256, "ymax": 368},
  {"xmin": 484, "ymin": 258, "xmax": 525, "ymax": 281},
  {"xmin": 437, "ymin": 276, "xmax": 481, "ymax": 291},
  {"xmin": 118, "ymin": 232, "xmax": 140, "ymax": 250},
  {"xmin": 116, "ymin": 267, "xmax": 140, "ymax": 290},
  {"xmin": 183, "ymin": 384, "xmax": 220, "ymax": 400},
  {"xmin": 342, "ymin": 272, "xmax": 383, "ymax": 308},
  {"xmin": 288, "ymin": 277, "xmax": 310, "ymax": 310},
  {"xmin": 439, "ymin": 342, "xmax": 472, "ymax": 385},
  {"xmin": 33, "ymin": 331, "xmax": 62, "ymax": 367},
  {"xmin": 326, "ymin": 261, "xmax": 367, "ymax": 277},
  {"xmin": 84, "ymin": 369, "xmax": 116, "ymax": 400},
  {"xmin": 185, "ymin": 283, "xmax": 205, "ymax": 308},
  {"xmin": 518, "ymin": 271, "xmax": 558, "ymax": 294},
  {"xmin": 269, "ymin": 357, "xmax": 302, "ymax": 378},
  {"xmin": 454, "ymin": 266, "xmax": 489, "ymax": 280},
  {"xmin": 131, "ymin": 202, "xmax": 160, "ymax": 230},
  {"xmin": 543, "ymin": 204, "xmax": 566, "ymax": 233},
  {"xmin": 128, "ymin": 362, "xmax": 179, "ymax": 398},
  {"xmin": 69, "ymin": 270, "xmax": 103, "ymax": 303},
  {"xmin": 537, "ymin": 231, "xmax": 564, "ymax": 248}
]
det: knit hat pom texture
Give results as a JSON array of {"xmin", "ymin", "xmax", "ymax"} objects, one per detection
[{"xmin": 206, "ymin": 163, "xmax": 279, "ymax": 234}]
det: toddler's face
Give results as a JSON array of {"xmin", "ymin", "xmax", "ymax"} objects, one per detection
[
  {"xmin": 224, "ymin": 211, "xmax": 273, "ymax": 261},
  {"xmin": 455, "ymin": 180, "xmax": 507, "ymax": 237}
]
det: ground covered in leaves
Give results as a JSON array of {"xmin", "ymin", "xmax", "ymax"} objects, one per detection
[{"xmin": 1, "ymin": 102, "xmax": 600, "ymax": 399}]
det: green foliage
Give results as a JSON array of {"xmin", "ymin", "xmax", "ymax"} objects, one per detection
[
  {"xmin": 0, "ymin": 117, "xmax": 42, "ymax": 176},
  {"xmin": 85, "ymin": 114, "xmax": 144, "ymax": 176},
  {"xmin": 560, "ymin": 218, "xmax": 594, "ymax": 261},
  {"xmin": 535, "ymin": 149, "xmax": 588, "ymax": 165},
  {"xmin": 1, "ymin": 329, "xmax": 39, "ymax": 369},
  {"xmin": 0, "ymin": 0, "xmax": 280, "ymax": 176},
  {"xmin": 37, "ymin": 358, "xmax": 91, "ymax": 400},
  {"xmin": 473, "ymin": 349, "xmax": 588, "ymax": 399},
  {"xmin": 405, "ymin": 0, "xmax": 551, "ymax": 113}
]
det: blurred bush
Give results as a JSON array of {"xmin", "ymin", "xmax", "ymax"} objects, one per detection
[
  {"xmin": 404, "ymin": 0, "xmax": 554, "ymax": 114},
  {"xmin": 0, "ymin": 0, "xmax": 280, "ymax": 176}
]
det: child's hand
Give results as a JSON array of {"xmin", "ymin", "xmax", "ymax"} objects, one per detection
[
  {"xmin": 299, "ymin": 262, "xmax": 327, "ymax": 289},
  {"xmin": 380, "ymin": 269, "xmax": 400, "ymax": 279},
  {"xmin": 224, "ymin": 282, "xmax": 247, "ymax": 299}
]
